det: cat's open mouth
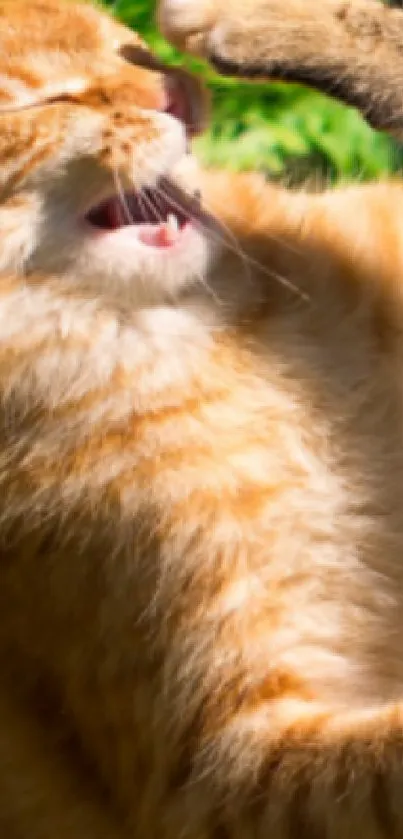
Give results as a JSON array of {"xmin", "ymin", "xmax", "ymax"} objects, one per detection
[{"xmin": 85, "ymin": 177, "xmax": 211, "ymax": 249}]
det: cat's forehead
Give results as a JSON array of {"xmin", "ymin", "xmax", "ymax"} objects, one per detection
[{"xmin": 0, "ymin": 0, "xmax": 145, "ymax": 104}]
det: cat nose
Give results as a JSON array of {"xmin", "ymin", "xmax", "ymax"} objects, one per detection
[
  {"xmin": 164, "ymin": 65, "xmax": 209, "ymax": 138},
  {"xmin": 118, "ymin": 44, "xmax": 209, "ymax": 138}
]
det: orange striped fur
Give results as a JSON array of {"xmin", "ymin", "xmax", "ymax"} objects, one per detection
[{"xmin": 2, "ymin": 0, "xmax": 403, "ymax": 836}]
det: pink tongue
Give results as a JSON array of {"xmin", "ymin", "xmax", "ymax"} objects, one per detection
[{"xmin": 139, "ymin": 222, "xmax": 180, "ymax": 248}]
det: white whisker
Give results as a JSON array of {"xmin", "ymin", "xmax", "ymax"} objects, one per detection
[
  {"xmin": 156, "ymin": 183, "xmax": 309, "ymax": 303},
  {"xmin": 139, "ymin": 189, "xmax": 164, "ymax": 224},
  {"xmin": 112, "ymin": 167, "xmax": 134, "ymax": 225}
]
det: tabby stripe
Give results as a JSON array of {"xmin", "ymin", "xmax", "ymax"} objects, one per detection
[
  {"xmin": 371, "ymin": 768, "xmax": 398, "ymax": 839},
  {"xmin": 287, "ymin": 776, "xmax": 326, "ymax": 839}
]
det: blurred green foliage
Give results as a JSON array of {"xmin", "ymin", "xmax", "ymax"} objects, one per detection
[{"xmin": 101, "ymin": 0, "xmax": 403, "ymax": 182}]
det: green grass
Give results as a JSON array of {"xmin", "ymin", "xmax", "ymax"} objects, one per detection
[{"xmin": 102, "ymin": 0, "xmax": 403, "ymax": 182}]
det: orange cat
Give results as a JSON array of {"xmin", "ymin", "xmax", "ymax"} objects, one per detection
[{"xmin": 3, "ymin": 0, "xmax": 403, "ymax": 836}]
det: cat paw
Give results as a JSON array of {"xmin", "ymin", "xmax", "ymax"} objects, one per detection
[
  {"xmin": 158, "ymin": 0, "xmax": 285, "ymax": 77},
  {"xmin": 158, "ymin": 0, "xmax": 219, "ymax": 56},
  {"xmin": 158, "ymin": 0, "xmax": 258, "ymax": 71}
]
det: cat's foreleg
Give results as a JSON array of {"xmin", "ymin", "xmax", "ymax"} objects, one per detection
[{"xmin": 158, "ymin": 0, "xmax": 403, "ymax": 137}]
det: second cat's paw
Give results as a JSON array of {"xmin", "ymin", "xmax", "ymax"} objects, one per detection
[
  {"xmin": 158, "ymin": 0, "xmax": 283, "ymax": 77},
  {"xmin": 158, "ymin": 0, "xmax": 219, "ymax": 55}
]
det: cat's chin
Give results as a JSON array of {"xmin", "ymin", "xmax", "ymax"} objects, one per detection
[
  {"xmin": 69, "ymin": 172, "xmax": 219, "ymax": 303},
  {"xmin": 52, "ymin": 208, "xmax": 214, "ymax": 308},
  {"xmin": 23, "ymin": 151, "xmax": 220, "ymax": 305}
]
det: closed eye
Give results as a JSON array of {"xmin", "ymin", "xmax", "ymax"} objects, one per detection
[
  {"xmin": 0, "ymin": 83, "xmax": 87, "ymax": 115},
  {"xmin": 0, "ymin": 94, "xmax": 76, "ymax": 114}
]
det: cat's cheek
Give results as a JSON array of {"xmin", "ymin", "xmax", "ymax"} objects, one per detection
[
  {"xmin": 127, "ymin": 113, "xmax": 188, "ymax": 192},
  {"xmin": 169, "ymin": 154, "xmax": 202, "ymax": 197}
]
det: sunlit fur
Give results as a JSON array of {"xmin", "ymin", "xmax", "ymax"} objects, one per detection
[{"xmin": 3, "ymin": 0, "xmax": 403, "ymax": 837}]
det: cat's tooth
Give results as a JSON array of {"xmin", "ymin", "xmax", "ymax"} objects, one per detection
[{"xmin": 167, "ymin": 213, "xmax": 179, "ymax": 234}]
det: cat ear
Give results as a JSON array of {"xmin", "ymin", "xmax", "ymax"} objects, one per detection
[{"xmin": 118, "ymin": 44, "xmax": 210, "ymax": 137}]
